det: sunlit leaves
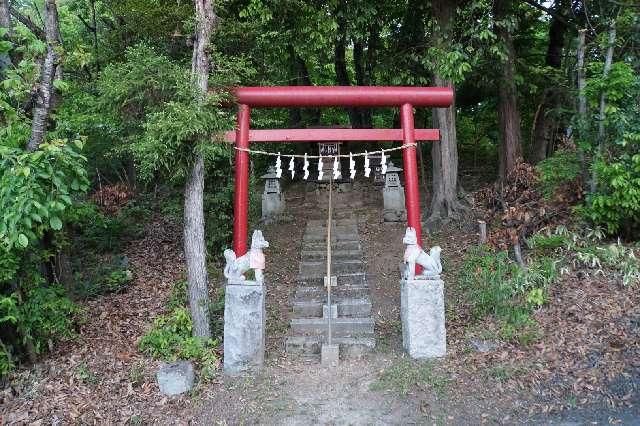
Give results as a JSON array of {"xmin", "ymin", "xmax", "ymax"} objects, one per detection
[{"xmin": 0, "ymin": 140, "xmax": 90, "ymax": 249}]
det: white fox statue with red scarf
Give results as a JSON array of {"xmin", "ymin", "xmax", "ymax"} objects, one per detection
[{"xmin": 224, "ymin": 230, "xmax": 269, "ymax": 284}]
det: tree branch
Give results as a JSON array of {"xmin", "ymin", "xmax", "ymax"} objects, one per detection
[
  {"xmin": 9, "ymin": 6, "xmax": 45, "ymax": 40},
  {"xmin": 520, "ymin": 0, "xmax": 571, "ymax": 27}
]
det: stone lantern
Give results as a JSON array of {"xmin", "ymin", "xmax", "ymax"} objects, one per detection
[
  {"xmin": 383, "ymin": 161, "xmax": 407, "ymax": 222},
  {"xmin": 261, "ymin": 166, "xmax": 285, "ymax": 223}
]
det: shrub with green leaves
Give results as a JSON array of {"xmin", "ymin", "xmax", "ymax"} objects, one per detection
[
  {"xmin": 536, "ymin": 150, "xmax": 581, "ymax": 198},
  {"xmin": 0, "ymin": 139, "xmax": 90, "ymax": 248},
  {"xmin": 139, "ymin": 281, "xmax": 223, "ymax": 380},
  {"xmin": 583, "ymin": 155, "xmax": 640, "ymax": 237},
  {"xmin": 0, "ymin": 140, "xmax": 88, "ymax": 376},
  {"xmin": 459, "ymin": 246, "xmax": 557, "ymax": 343}
]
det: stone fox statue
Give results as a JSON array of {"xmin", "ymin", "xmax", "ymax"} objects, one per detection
[
  {"xmin": 224, "ymin": 230, "xmax": 269, "ymax": 284},
  {"xmin": 402, "ymin": 227, "xmax": 442, "ymax": 280}
]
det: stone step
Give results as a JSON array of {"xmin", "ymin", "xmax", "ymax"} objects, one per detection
[
  {"xmin": 303, "ymin": 232, "xmax": 359, "ymax": 243},
  {"xmin": 298, "ymin": 272, "xmax": 367, "ymax": 286},
  {"xmin": 285, "ymin": 336, "xmax": 375, "ymax": 358},
  {"xmin": 305, "ymin": 224, "xmax": 358, "ymax": 233},
  {"xmin": 294, "ymin": 285, "xmax": 370, "ymax": 301},
  {"xmin": 301, "ymin": 249, "xmax": 362, "ymax": 262},
  {"xmin": 306, "ymin": 219, "xmax": 358, "ymax": 228},
  {"xmin": 299, "ymin": 260, "xmax": 364, "ymax": 276},
  {"xmin": 292, "ymin": 298, "xmax": 372, "ymax": 318},
  {"xmin": 303, "ymin": 240, "xmax": 361, "ymax": 251},
  {"xmin": 290, "ymin": 317, "xmax": 374, "ymax": 337}
]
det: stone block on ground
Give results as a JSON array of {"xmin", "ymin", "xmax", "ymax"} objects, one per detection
[
  {"xmin": 223, "ymin": 280, "xmax": 266, "ymax": 373},
  {"xmin": 321, "ymin": 344, "xmax": 339, "ymax": 366},
  {"xmin": 401, "ymin": 278, "xmax": 446, "ymax": 359},
  {"xmin": 157, "ymin": 361, "xmax": 194, "ymax": 396}
]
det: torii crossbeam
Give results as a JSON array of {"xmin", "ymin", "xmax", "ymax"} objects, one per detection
[{"xmin": 223, "ymin": 86, "xmax": 454, "ymax": 273}]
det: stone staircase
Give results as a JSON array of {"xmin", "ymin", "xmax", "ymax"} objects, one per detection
[{"xmin": 285, "ymin": 211, "xmax": 376, "ymax": 359}]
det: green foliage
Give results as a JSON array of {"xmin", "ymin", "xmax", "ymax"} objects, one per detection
[
  {"xmin": 536, "ymin": 150, "xmax": 582, "ymax": 198},
  {"xmin": 371, "ymin": 358, "xmax": 449, "ymax": 398},
  {"xmin": 72, "ymin": 257, "xmax": 134, "ymax": 299},
  {"xmin": 536, "ymin": 226, "xmax": 639, "ymax": 287},
  {"xmin": 459, "ymin": 246, "xmax": 557, "ymax": 343},
  {"xmin": 0, "ymin": 280, "xmax": 78, "ymax": 370},
  {"xmin": 0, "ymin": 140, "xmax": 90, "ymax": 249},
  {"xmin": 139, "ymin": 281, "xmax": 223, "ymax": 380},
  {"xmin": 583, "ymin": 155, "xmax": 640, "ymax": 237},
  {"xmin": 71, "ymin": 202, "xmax": 149, "ymax": 254}
]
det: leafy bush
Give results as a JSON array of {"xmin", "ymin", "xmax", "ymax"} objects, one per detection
[
  {"xmin": 0, "ymin": 141, "xmax": 87, "ymax": 376},
  {"xmin": 459, "ymin": 246, "xmax": 557, "ymax": 343},
  {"xmin": 582, "ymin": 155, "xmax": 640, "ymax": 237},
  {"xmin": 536, "ymin": 150, "xmax": 581, "ymax": 198},
  {"xmin": 139, "ymin": 281, "xmax": 223, "ymax": 380},
  {"xmin": 71, "ymin": 201, "xmax": 149, "ymax": 254},
  {"xmin": 72, "ymin": 257, "xmax": 134, "ymax": 299},
  {"xmin": 0, "ymin": 139, "xmax": 89, "ymax": 248},
  {"xmin": 0, "ymin": 281, "xmax": 78, "ymax": 365}
]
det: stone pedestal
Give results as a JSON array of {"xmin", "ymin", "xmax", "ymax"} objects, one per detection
[
  {"xmin": 223, "ymin": 280, "xmax": 266, "ymax": 373},
  {"xmin": 261, "ymin": 192, "xmax": 285, "ymax": 223},
  {"xmin": 383, "ymin": 186, "xmax": 407, "ymax": 222},
  {"xmin": 400, "ymin": 278, "xmax": 446, "ymax": 359}
]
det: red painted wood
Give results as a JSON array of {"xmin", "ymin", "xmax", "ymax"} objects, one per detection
[
  {"xmin": 223, "ymin": 128, "xmax": 439, "ymax": 143},
  {"xmin": 400, "ymin": 103, "xmax": 422, "ymax": 275},
  {"xmin": 233, "ymin": 104, "xmax": 250, "ymax": 256},
  {"xmin": 231, "ymin": 86, "xmax": 453, "ymax": 108}
]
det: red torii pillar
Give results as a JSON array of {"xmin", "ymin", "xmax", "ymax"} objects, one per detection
[{"xmin": 225, "ymin": 86, "xmax": 454, "ymax": 274}]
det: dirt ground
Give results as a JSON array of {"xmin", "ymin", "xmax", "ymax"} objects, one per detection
[{"xmin": 2, "ymin": 181, "xmax": 638, "ymax": 425}]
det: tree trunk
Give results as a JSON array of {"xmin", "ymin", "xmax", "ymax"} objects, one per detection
[
  {"xmin": 531, "ymin": 0, "xmax": 569, "ymax": 163},
  {"xmin": 494, "ymin": 0, "xmax": 523, "ymax": 181},
  {"xmin": 576, "ymin": 29, "xmax": 588, "ymax": 181},
  {"xmin": 590, "ymin": 20, "xmax": 616, "ymax": 193},
  {"xmin": 0, "ymin": 0, "xmax": 12, "ymax": 80},
  {"xmin": 427, "ymin": 0, "xmax": 466, "ymax": 226},
  {"xmin": 26, "ymin": 0, "xmax": 60, "ymax": 152},
  {"xmin": 289, "ymin": 45, "xmax": 320, "ymax": 126},
  {"xmin": 353, "ymin": 40, "xmax": 372, "ymax": 128},
  {"xmin": 334, "ymin": 5, "xmax": 360, "ymax": 128},
  {"xmin": 185, "ymin": 0, "xmax": 215, "ymax": 339}
]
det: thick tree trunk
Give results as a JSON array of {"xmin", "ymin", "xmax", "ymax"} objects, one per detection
[
  {"xmin": 590, "ymin": 20, "xmax": 616, "ymax": 193},
  {"xmin": 494, "ymin": 0, "xmax": 523, "ymax": 181},
  {"xmin": 185, "ymin": 0, "xmax": 215, "ymax": 339},
  {"xmin": 0, "ymin": 0, "xmax": 11, "ymax": 80},
  {"xmin": 26, "ymin": 0, "xmax": 60, "ymax": 152},
  {"xmin": 427, "ymin": 0, "xmax": 466, "ymax": 226},
  {"xmin": 429, "ymin": 77, "xmax": 465, "ymax": 224},
  {"xmin": 353, "ymin": 40, "xmax": 372, "ymax": 128},
  {"xmin": 531, "ymin": 0, "xmax": 569, "ymax": 163},
  {"xmin": 289, "ymin": 45, "xmax": 320, "ymax": 126}
]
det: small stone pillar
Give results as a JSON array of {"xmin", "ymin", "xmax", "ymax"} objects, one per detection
[
  {"xmin": 261, "ymin": 167, "xmax": 285, "ymax": 223},
  {"xmin": 223, "ymin": 280, "xmax": 266, "ymax": 373},
  {"xmin": 383, "ymin": 162, "xmax": 407, "ymax": 222},
  {"xmin": 400, "ymin": 277, "xmax": 446, "ymax": 358}
]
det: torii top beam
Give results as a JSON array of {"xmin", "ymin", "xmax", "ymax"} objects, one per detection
[{"xmin": 230, "ymin": 86, "xmax": 453, "ymax": 108}]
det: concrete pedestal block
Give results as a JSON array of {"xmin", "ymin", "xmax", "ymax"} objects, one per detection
[
  {"xmin": 383, "ymin": 187, "xmax": 407, "ymax": 222},
  {"xmin": 400, "ymin": 278, "xmax": 446, "ymax": 359},
  {"xmin": 261, "ymin": 193, "xmax": 285, "ymax": 223},
  {"xmin": 223, "ymin": 280, "xmax": 266, "ymax": 373}
]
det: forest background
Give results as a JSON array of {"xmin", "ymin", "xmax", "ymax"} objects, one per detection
[{"xmin": 0, "ymin": 0, "xmax": 638, "ymax": 379}]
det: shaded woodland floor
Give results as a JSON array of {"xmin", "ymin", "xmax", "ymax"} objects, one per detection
[{"xmin": 2, "ymin": 182, "xmax": 639, "ymax": 424}]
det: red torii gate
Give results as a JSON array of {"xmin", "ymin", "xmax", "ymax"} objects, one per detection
[{"xmin": 224, "ymin": 86, "xmax": 453, "ymax": 270}]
